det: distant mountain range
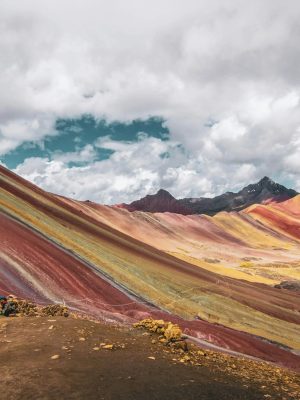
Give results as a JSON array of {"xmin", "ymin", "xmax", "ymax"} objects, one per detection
[{"xmin": 118, "ymin": 177, "xmax": 298, "ymax": 215}]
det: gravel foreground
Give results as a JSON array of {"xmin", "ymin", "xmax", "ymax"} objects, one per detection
[{"xmin": 0, "ymin": 316, "xmax": 299, "ymax": 400}]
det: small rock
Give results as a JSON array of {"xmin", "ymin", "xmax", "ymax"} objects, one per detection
[
  {"xmin": 179, "ymin": 355, "xmax": 191, "ymax": 363},
  {"xmin": 102, "ymin": 344, "xmax": 114, "ymax": 350},
  {"xmin": 50, "ymin": 355, "xmax": 60, "ymax": 360},
  {"xmin": 171, "ymin": 340, "xmax": 188, "ymax": 352},
  {"xmin": 148, "ymin": 356, "xmax": 156, "ymax": 360}
]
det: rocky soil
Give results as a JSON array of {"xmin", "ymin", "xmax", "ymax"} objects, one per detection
[{"xmin": 0, "ymin": 313, "xmax": 299, "ymax": 400}]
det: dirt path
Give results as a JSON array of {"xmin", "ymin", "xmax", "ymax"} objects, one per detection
[{"xmin": 0, "ymin": 316, "xmax": 299, "ymax": 400}]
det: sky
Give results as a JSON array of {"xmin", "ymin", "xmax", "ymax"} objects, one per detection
[{"xmin": 0, "ymin": 0, "xmax": 300, "ymax": 204}]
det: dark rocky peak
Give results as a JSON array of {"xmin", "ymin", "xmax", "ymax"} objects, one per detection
[
  {"xmin": 258, "ymin": 176, "xmax": 278, "ymax": 190},
  {"xmin": 260, "ymin": 176, "xmax": 274, "ymax": 185},
  {"xmin": 243, "ymin": 177, "xmax": 297, "ymax": 196},
  {"xmin": 154, "ymin": 189, "xmax": 175, "ymax": 199},
  {"xmin": 122, "ymin": 188, "xmax": 190, "ymax": 214}
]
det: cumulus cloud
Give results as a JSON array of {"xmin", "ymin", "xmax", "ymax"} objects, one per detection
[
  {"xmin": 1, "ymin": 0, "xmax": 300, "ymax": 199},
  {"xmin": 13, "ymin": 134, "xmax": 259, "ymax": 203},
  {"xmin": 51, "ymin": 144, "xmax": 97, "ymax": 164},
  {"xmin": 13, "ymin": 136, "xmax": 188, "ymax": 203}
]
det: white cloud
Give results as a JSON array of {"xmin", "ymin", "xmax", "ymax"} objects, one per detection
[
  {"xmin": 284, "ymin": 131, "xmax": 300, "ymax": 175},
  {"xmin": 1, "ymin": 0, "xmax": 300, "ymax": 198},
  {"xmin": 12, "ymin": 135, "xmax": 261, "ymax": 203},
  {"xmin": 52, "ymin": 144, "xmax": 97, "ymax": 164},
  {"xmin": 0, "ymin": 117, "xmax": 55, "ymax": 154}
]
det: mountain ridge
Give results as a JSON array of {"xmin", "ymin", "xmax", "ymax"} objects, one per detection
[{"xmin": 119, "ymin": 177, "xmax": 298, "ymax": 215}]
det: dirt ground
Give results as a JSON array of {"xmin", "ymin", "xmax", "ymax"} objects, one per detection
[{"xmin": 0, "ymin": 316, "xmax": 299, "ymax": 400}]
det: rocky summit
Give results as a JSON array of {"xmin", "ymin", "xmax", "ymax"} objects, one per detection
[{"xmin": 119, "ymin": 188, "xmax": 191, "ymax": 214}]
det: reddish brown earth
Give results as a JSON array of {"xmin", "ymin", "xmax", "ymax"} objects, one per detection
[
  {"xmin": 246, "ymin": 203, "xmax": 300, "ymax": 240},
  {"xmin": 1, "ymin": 316, "xmax": 300, "ymax": 400}
]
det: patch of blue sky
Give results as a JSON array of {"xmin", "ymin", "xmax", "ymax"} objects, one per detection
[{"xmin": 2, "ymin": 115, "xmax": 169, "ymax": 169}]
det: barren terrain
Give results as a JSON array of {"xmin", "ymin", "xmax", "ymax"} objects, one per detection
[{"xmin": 1, "ymin": 316, "xmax": 299, "ymax": 400}]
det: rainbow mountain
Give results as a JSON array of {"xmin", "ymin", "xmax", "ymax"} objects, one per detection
[{"xmin": 0, "ymin": 165, "xmax": 300, "ymax": 370}]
